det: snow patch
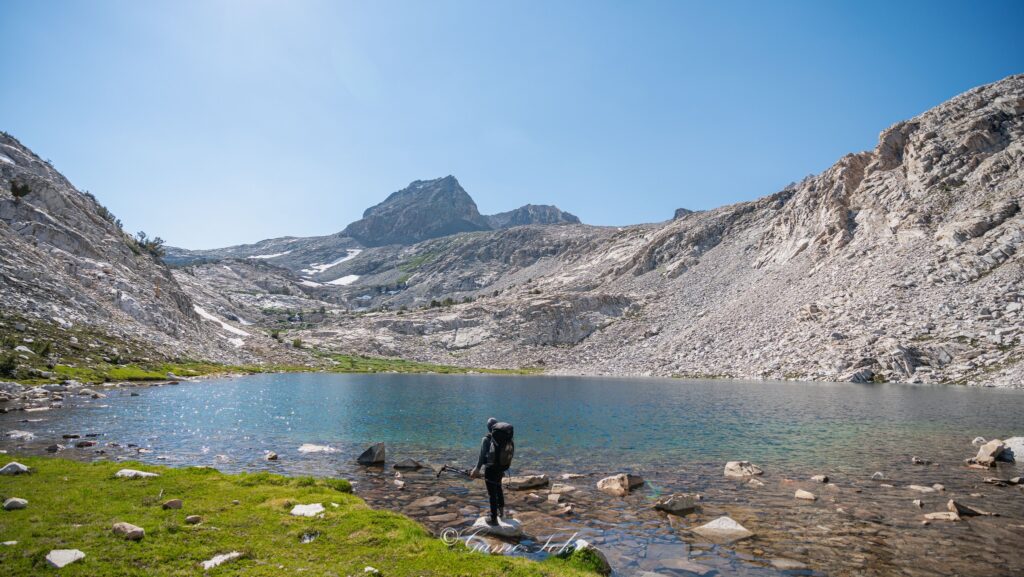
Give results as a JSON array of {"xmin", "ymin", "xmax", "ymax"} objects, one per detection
[
  {"xmin": 247, "ymin": 251, "xmax": 292, "ymax": 259},
  {"xmin": 193, "ymin": 305, "xmax": 251, "ymax": 337},
  {"xmin": 301, "ymin": 249, "xmax": 362, "ymax": 275},
  {"xmin": 327, "ymin": 275, "xmax": 359, "ymax": 286}
]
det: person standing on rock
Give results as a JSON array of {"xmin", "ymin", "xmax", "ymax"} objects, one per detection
[{"xmin": 470, "ymin": 417, "xmax": 514, "ymax": 525}]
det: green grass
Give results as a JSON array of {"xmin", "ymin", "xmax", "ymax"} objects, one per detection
[{"xmin": 0, "ymin": 456, "xmax": 598, "ymax": 577}]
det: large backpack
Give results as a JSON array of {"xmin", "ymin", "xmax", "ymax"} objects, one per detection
[{"xmin": 489, "ymin": 422, "xmax": 515, "ymax": 472}]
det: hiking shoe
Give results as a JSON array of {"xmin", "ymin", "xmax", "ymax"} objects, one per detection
[{"xmin": 485, "ymin": 515, "xmax": 498, "ymax": 526}]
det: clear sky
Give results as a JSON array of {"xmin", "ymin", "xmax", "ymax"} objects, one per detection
[{"xmin": 2, "ymin": 1, "xmax": 1021, "ymax": 249}]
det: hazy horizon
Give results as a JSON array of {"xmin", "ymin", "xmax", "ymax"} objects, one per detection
[{"xmin": 2, "ymin": 0, "xmax": 1022, "ymax": 249}]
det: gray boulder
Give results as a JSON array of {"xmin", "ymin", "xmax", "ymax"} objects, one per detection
[
  {"xmin": 0, "ymin": 462, "xmax": 30, "ymax": 475},
  {"xmin": 654, "ymin": 493, "xmax": 700, "ymax": 515},
  {"xmin": 724, "ymin": 461, "xmax": 763, "ymax": 478},
  {"xmin": 996, "ymin": 436, "xmax": 1023, "ymax": 462},
  {"xmin": 356, "ymin": 443, "xmax": 385, "ymax": 465},
  {"xmin": 3, "ymin": 497, "xmax": 28, "ymax": 510}
]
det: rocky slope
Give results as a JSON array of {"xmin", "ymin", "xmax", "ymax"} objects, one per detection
[
  {"xmin": 225, "ymin": 74, "xmax": 1021, "ymax": 387},
  {"xmin": 0, "ymin": 133, "xmax": 304, "ymax": 372}
]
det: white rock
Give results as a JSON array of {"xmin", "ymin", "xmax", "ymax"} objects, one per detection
[
  {"xmin": 470, "ymin": 516, "xmax": 523, "ymax": 537},
  {"xmin": 0, "ymin": 462, "xmax": 30, "ymax": 475},
  {"xmin": 998, "ymin": 436, "xmax": 1023, "ymax": 462},
  {"xmin": 4, "ymin": 497, "xmax": 28, "ymax": 510},
  {"xmin": 724, "ymin": 461, "xmax": 763, "ymax": 478},
  {"xmin": 201, "ymin": 551, "xmax": 243, "ymax": 570},
  {"xmin": 408, "ymin": 495, "xmax": 448, "ymax": 509},
  {"xmin": 4, "ymin": 430, "xmax": 34, "ymax": 441},
  {"xmin": 46, "ymin": 549, "xmax": 86, "ymax": 568},
  {"xmin": 290, "ymin": 503, "xmax": 325, "ymax": 517},
  {"xmin": 114, "ymin": 469, "xmax": 159, "ymax": 479},
  {"xmin": 506, "ymin": 474, "xmax": 549, "ymax": 490},
  {"xmin": 692, "ymin": 516, "xmax": 754, "ymax": 543},
  {"xmin": 112, "ymin": 522, "xmax": 145, "ymax": 541},
  {"xmin": 795, "ymin": 489, "xmax": 817, "ymax": 501}
]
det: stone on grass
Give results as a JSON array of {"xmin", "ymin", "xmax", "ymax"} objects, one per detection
[
  {"xmin": 114, "ymin": 469, "xmax": 158, "ymax": 479},
  {"xmin": 654, "ymin": 493, "xmax": 700, "ymax": 515},
  {"xmin": 162, "ymin": 499, "xmax": 183, "ymax": 510},
  {"xmin": 112, "ymin": 522, "xmax": 145, "ymax": 541},
  {"xmin": 572, "ymin": 538, "xmax": 612, "ymax": 576},
  {"xmin": 185, "ymin": 515, "xmax": 202, "ymax": 524},
  {"xmin": 795, "ymin": 489, "xmax": 817, "ymax": 501},
  {"xmin": 356, "ymin": 442, "xmax": 385, "ymax": 465},
  {"xmin": 507, "ymin": 474, "xmax": 549, "ymax": 490},
  {"xmin": 290, "ymin": 503, "xmax": 325, "ymax": 517},
  {"xmin": 0, "ymin": 462, "xmax": 29, "ymax": 475},
  {"xmin": 724, "ymin": 461, "xmax": 763, "ymax": 478},
  {"xmin": 471, "ymin": 516, "xmax": 523, "ymax": 537},
  {"xmin": 4, "ymin": 497, "xmax": 28, "ymax": 510},
  {"xmin": 46, "ymin": 549, "xmax": 85, "ymax": 568},
  {"xmin": 201, "ymin": 551, "xmax": 242, "ymax": 570},
  {"xmin": 393, "ymin": 458, "xmax": 423, "ymax": 470},
  {"xmin": 691, "ymin": 516, "xmax": 753, "ymax": 543}
]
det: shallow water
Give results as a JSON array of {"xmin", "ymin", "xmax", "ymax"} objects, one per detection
[{"xmin": 2, "ymin": 373, "xmax": 1023, "ymax": 576}]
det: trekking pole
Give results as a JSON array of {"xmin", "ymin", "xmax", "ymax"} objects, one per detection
[{"xmin": 435, "ymin": 464, "xmax": 472, "ymax": 479}]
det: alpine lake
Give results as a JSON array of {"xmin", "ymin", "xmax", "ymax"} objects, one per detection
[{"xmin": 2, "ymin": 373, "xmax": 1023, "ymax": 576}]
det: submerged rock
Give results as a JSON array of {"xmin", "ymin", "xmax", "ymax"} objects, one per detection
[
  {"xmin": 507, "ymin": 474, "xmax": 549, "ymax": 490},
  {"xmin": 408, "ymin": 495, "xmax": 448, "ymax": 509},
  {"xmin": 724, "ymin": 461, "xmax": 763, "ymax": 478},
  {"xmin": 393, "ymin": 458, "xmax": 423, "ymax": 470},
  {"xmin": 356, "ymin": 443, "xmax": 385, "ymax": 465},
  {"xmin": 654, "ymin": 493, "xmax": 700, "ymax": 515},
  {"xmin": 297, "ymin": 443, "xmax": 338, "ymax": 454},
  {"xmin": 692, "ymin": 516, "xmax": 753, "ymax": 543},
  {"xmin": 795, "ymin": 489, "xmax": 817, "ymax": 501}
]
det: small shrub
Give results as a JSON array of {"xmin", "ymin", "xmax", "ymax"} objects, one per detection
[
  {"xmin": 134, "ymin": 231, "xmax": 165, "ymax": 258},
  {"xmin": 292, "ymin": 338, "xmax": 302, "ymax": 349},
  {"xmin": 10, "ymin": 181, "xmax": 31, "ymax": 201},
  {"xmin": 0, "ymin": 354, "xmax": 18, "ymax": 378}
]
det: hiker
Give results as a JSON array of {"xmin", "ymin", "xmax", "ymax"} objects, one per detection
[{"xmin": 470, "ymin": 417, "xmax": 514, "ymax": 525}]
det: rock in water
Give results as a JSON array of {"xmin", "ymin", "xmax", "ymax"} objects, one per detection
[
  {"xmin": 112, "ymin": 522, "xmax": 145, "ymax": 541},
  {"xmin": 356, "ymin": 443, "xmax": 385, "ymax": 465},
  {"xmin": 0, "ymin": 462, "xmax": 30, "ymax": 475},
  {"xmin": 795, "ymin": 489, "xmax": 817, "ymax": 501},
  {"xmin": 298, "ymin": 444, "xmax": 338, "ymax": 454},
  {"xmin": 470, "ymin": 516, "xmax": 523, "ymax": 537},
  {"xmin": 201, "ymin": 551, "xmax": 243, "ymax": 570},
  {"xmin": 724, "ymin": 461, "xmax": 763, "ymax": 478},
  {"xmin": 290, "ymin": 503, "xmax": 325, "ymax": 517},
  {"xmin": 691, "ymin": 516, "xmax": 754, "ymax": 543},
  {"xmin": 114, "ymin": 469, "xmax": 158, "ymax": 479},
  {"xmin": 46, "ymin": 549, "xmax": 85, "ymax": 568},
  {"xmin": 597, "ymin": 474, "xmax": 634, "ymax": 496},
  {"xmin": 997, "ymin": 436, "xmax": 1023, "ymax": 462},
  {"xmin": 973, "ymin": 439, "xmax": 1005, "ymax": 466},
  {"xmin": 507, "ymin": 474, "xmax": 549, "ymax": 490},
  {"xmin": 393, "ymin": 458, "xmax": 423, "ymax": 470},
  {"xmin": 408, "ymin": 495, "xmax": 448, "ymax": 509},
  {"xmin": 811, "ymin": 474, "xmax": 829, "ymax": 483},
  {"xmin": 924, "ymin": 511, "xmax": 960, "ymax": 521},
  {"xmin": 3, "ymin": 497, "xmax": 28, "ymax": 510},
  {"xmin": 947, "ymin": 499, "xmax": 993, "ymax": 517},
  {"xmin": 265, "ymin": 451, "xmax": 278, "ymax": 461},
  {"xmin": 654, "ymin": 494, "xmax": 700, "ymax": 515}
]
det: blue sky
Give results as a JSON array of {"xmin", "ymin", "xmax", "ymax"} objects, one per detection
[{"xmin": 2, "ymin": 1, "xmax": 1021, "ymax": 249}]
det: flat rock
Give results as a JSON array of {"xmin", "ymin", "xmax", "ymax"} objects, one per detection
[
  {"xmin": 908, "ymin": 484, "xmax": 936, "ymax": 493},
  {"xmin": 656, "ymin": 558, "xmax": 714, "ymax": 576},
  {"xmin": 471, "ymin": 516, "xmax": 523, "ymax": 537},
  {"xmin": 426, "ymin": 512, "xmax": 459, "ymax": 523},
  {"xmin": 46, "ymin": 549, "xmax": 85, "ymax": 568},
  {"xmin": 795, "ymin": 489, "xmax": 817, "ymax": 501},
  {"xmin": 692, "ymin": 516, "xmax": 754, "ymax": 543},
  {"xmin": 114, "ymin": 469, "xmax": 158, "ymax": 479},
  {"xmin": 0, "ymin": 462, "xmax": 29, "ymax": 475},
  {"xmin": 408, "ymin": 495, "xmax": 448, "ymax": 509},
  {"xmin": 924, "ymin": 511, "xmax": 960, "ymax": 521},
  {"xmin": 770, "ymin": 558, "xmax": 808, "ymax": 570},
  {"xmin": 654, "ymin": 493, "xmax": 700, "ymax": 515},
  {"xmin": 201, "ymin": 551, "xmax": 242, "ymax": 570},
  {"xmin": 724, "ymin": 461, "xmax": 763, "ymax": 478},
  {"xmin": 393, "ymin": 458, "xmax": 423, "ymax": 470},
  {"xmin": 112, "ymin": 522, "xmax": 145, "ymax": 540},
  {"xmin": 3, "ymin": 497, "xmax": 28, "ymax": 510},
  {"xmin": 549, "ymin": 483, "xmax": 576, "ymax": 494},
  {"xmin": 290, "ymin": 503, "xmax": 325, "ymax": 517},
  {"xmin": 507, "ymin": 474, "xmax": 549, "ymax": 490}
]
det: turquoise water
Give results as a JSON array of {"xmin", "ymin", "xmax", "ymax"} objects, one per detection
[{"xmin": 5, "ymin": 373, "xmax": 1021, "ymax": 477}]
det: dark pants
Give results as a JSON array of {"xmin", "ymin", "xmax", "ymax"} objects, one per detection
[{"xmin": 484, "ymin": 472, "xmax": 504, "ymax": 519}]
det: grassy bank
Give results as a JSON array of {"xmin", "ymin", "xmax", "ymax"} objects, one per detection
[{"xmin": 0, "ymin": 456, "xmax": 599, "ymax": 576}]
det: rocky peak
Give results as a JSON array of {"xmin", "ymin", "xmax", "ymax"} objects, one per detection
[
  {"xmin": 342, "ymin": 176, "xmax": 491, "ymax": 246},
  {"xmin": 486, "ymin": 204, "xmax": 580, "ymax": 229}
]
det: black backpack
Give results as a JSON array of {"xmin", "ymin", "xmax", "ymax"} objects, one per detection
[{"xmin": 489, "ymin": 422, "xmax": 515, "ymax": 472}]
